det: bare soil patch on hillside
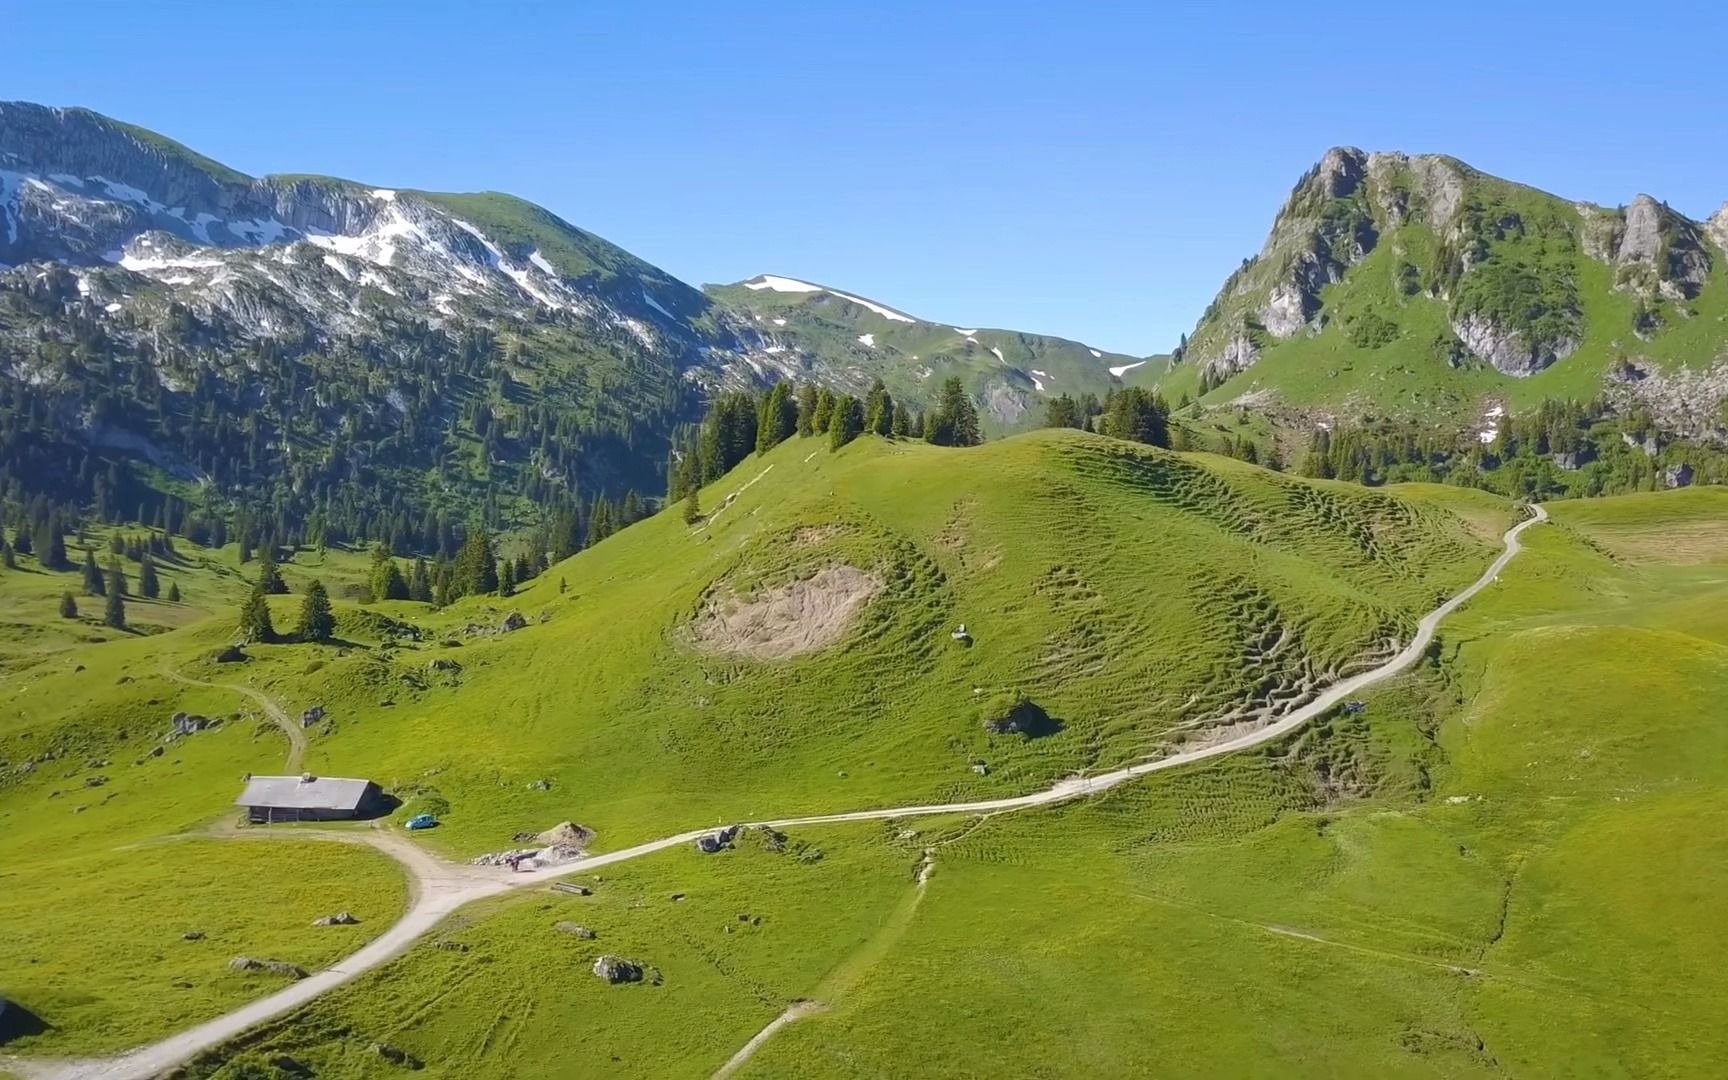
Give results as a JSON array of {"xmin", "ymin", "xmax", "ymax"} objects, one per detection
[{"xmin": 689, "ymin": 565, "xmax": 882, "ymax": 660}]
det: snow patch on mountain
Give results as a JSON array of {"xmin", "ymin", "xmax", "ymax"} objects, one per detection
[
  {"xmin": 529, "ymin": 249, "xmax": 557, "ymax": 275},
  {"xmin": 746, "ymin": 275, "xmax": 824, "ymax": 294},
  {"xmin": 952, "ymin": 328, "xmax": 977, "ymax": 336},
  {"xmin": 371, "ymin": 189, "xmax": 398, "ymax": 202},
  {"xmin": 858, "ymin": 333, "xmax": 875, "ymax": 347},
  {"xmin": 989, "ymin": 345, "xmax": 1006, "ymax": 365},
  {"xmin": 830, "ymin": 289, "xmax": 914, "ymax": 323},
  {"xmin": 1089, "ymin": 348, "xmax": 1102, "ymax": 358},
  {"xmin": 641, "ymin": 290, "xmax": 676, "ymax": 321},
  {"xmin": 1109, "ymin": 360, "xmax": 1148, "ymax": 377}
]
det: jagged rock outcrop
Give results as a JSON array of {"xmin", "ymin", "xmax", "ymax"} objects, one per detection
[
  {"xmin": 1451, "ymin": 313, "xmax": 1577, "ymax": 378},
  {"xmin": 1708, "ymin": 203, "xmax": 1728, "ymax": 256},
  {"xmin": 1600, "ymin": 195, "xmax": 1712, "ymax": 300}
]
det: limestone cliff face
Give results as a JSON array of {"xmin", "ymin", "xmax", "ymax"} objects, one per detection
[{"xmin": 1178, "ymin": 145, "xmax": 1722, "ymax": 386}]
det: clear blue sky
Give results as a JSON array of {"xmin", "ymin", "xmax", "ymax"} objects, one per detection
[{"xmin": 11, "ymin": 2, "xmax": 1728, "ymax": 355}]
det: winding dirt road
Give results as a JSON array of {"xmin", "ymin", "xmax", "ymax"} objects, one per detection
[
  {"xmin": 162, "ymin": 668, "xmax": 308, "ymax": 774},
  {"xmin": 37, "ymin": 505, "xmax": 1547, "ymax": 1080}
]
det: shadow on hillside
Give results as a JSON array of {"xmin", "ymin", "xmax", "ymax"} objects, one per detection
[{"xmin": 0, "ymin": 999, "xmax": 50, "ymax": 1045}]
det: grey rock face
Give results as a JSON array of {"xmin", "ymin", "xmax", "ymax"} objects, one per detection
[
  {"xmin": 1451, "ymin": 313, "xmax": 1576, "ymax": 376},
  {"xmin": 1610, "ymin": 195, "xmax": 1711, "ymax": 300},
  {"xmin": 1315, "ymin": 146, "xmax": 1368, "ymax": 199},
  {"xmin": 1199, "ymin": 332, "xmax": 1260, "ymax": 384},
  {"xmin": 592, "ymin": 955, "xmax": 644, "ymax": 983},
  {"xmin": 1666, "ymin": 463, "xmax": 1694, "ymax": 488},
  {"xmin": 1708, "ymin": 202, "xmax": 1728, "ymax": 256}
]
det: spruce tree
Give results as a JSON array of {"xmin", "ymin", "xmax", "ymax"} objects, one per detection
[
  {"xmin": 2, "ymin": 541, "xmax": 15, "ymax": 569},
  {"xmin": 864, "ymin": 380, "xmax": 893, "ymax": 437},
  {"xmin": 37, "ymin": 515, "xmax": 69, "ymax": 570},
  {"xmin": 829, "ymin": 395, "xmax": 865, "ymax": 450},
  {"xmin": 237, "ymin": 585, "xmax": 275, "ymax": 643},
  {"xmin": 682, "ymin": 487, "xmax": 701, "ymax": 525},
  {"xmin": 891, "ymin": 402, "xmax": 912, "ymax": 437},
  {"xmin": 295, "ymin": 579, "xmax": 336, "ymax": 642},
  {"xmin": 83, "ymin": 551, "xmax": 106, "ymax": 596},
  {"xmin": 167, "ymin": 581, "xmax": 182, "ymax": 603},
  {"xmin": 408, "ymin": 557, "xmax": 433, "ymax": 603},
  {"xmin": 106, "ymin": 556, "xmax": 128, "ymax": 598},
  {"xmin": 369, "ymin": 545, "xmax": 409, "ymax": 601},
  {"xmin": 257, "ymin": 546, "xmax": 288, "ymax": 594},
  {"xmin": 138, "ymin": 554, "xmax": 160, "ymax": 599},
  {"xmin": 454, "ymin": 526, "xmax": 498, "ymax": 598},
  {"xmin": 795, "ymin": 383, "xmax": 819, "ymax": 436},
  {"xmin": 11, "ymin": 525, "xmax": 30, "ymax": 556},
  {"xmin": 498, "ymin": 559, "xmax": 516, "ymax": 598},
  {"xmin": 103, "ymin": 575, "xmax": 126, "ymax": 629},
  {"xmin": 59, "ymin": 592, "xmax": 78, "ymax": 619},
  {"xmin": 811, "ymin": 388, "xmax": 835, "ymax": 434}
]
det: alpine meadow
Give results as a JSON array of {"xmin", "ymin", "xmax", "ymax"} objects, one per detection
[{"xmin": 4, "ymin": 10, "xmax": 1728, "ymax": 1079}]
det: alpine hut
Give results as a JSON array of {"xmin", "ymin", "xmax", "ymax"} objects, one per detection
[{"xmin": 236, "ymin": 773, "xmax": 384, "ymax": 824}]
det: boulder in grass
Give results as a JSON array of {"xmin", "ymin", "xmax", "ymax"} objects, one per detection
[
  {"xmin": 313, "ymin": 912, "xmax": 360, "ymax": 926},
  {"xmin": 228, "ymin": 956, "xmax": 307, "ymax": 979},
  {"xmin": 592, "ymin": 955, "xmax": 643, "ymax": 984},
  {"xmin": 555, "ymin": 921, "xmax": 596, "ymax": 939}
]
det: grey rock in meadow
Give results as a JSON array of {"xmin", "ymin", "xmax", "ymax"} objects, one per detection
[{"xmin": 592, "ymin": 955, "xmax": 643, "ymax": 983}]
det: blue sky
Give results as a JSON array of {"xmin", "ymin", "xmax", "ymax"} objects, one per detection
[{"xmin": 11, "ymin": 2, "xmax": 1728, "ymax": 355}]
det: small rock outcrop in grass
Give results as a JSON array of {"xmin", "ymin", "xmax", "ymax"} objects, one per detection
[
  {"xmin": 312, "ymin": 912, "xmax": 360, "ymax": 926},
  {"xmin": 555, "ymin": 922, "xmax": 596, "ymax": 939},
  {"xmin": 980, "ymin": 693, "xmax": 1061, "ymax": 738},
  {"xmin": 592, "ymin": 955, "xmax": 643, "ymax": 983},
  {"xmin": 228, "ymin": 956, "xmax": 307, "ymax": 979},
  {"xmin": 687, "ymin": 565, "xmax": 882, "ymax": 660}
]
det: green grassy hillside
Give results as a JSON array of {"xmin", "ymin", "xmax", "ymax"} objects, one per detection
[
  {"xmin": 0, "ymin": 429, "xmax": 1504, "ymax": 1061},
  {"xmin": 167, "ymin": 487, "xmax": 1728, "ymax": 1080}
]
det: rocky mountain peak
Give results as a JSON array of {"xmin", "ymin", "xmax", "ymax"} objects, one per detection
[{"xmin": 1707, "ymin": 201, "xmax": 1728, "ymax": 254}]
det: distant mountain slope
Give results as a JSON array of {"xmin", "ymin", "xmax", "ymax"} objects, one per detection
[
  {"xmin": 0, "ymin": 101, "xmax": 1169, "ymax": 536},
  {"xmin": 709, "ymin": 274, "xmax": 1165, "ymax": 429},
  {"xmin": 1162, "ymin": 147, "xmax": 1728, "ymax": 440}
]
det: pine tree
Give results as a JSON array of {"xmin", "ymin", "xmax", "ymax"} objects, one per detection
[
  {"xmin": 829, "ymin": 395, "xmax": 865, "ymax": 450},
  {"xmin": 295, "ymin": 579, "xmax": 336, "ymax": 642},
  {"xmin": 811, "ymin": 388, "xmax": 835, "ymax": 434},
  {"xmin": 2, "ymin": 542, "xmax": 16, "ymax": 569},
  {"xmin": 620, "ymin": 491, "xmax": 643, "ymax": 526},
  {"xmin": 59, "ymin": 591, "xmax": 78, "ymax": 619},
  {"xmin": 237, "ymin": 585, "xmax": 276, "ymax": 643},
  {"xmin": 83, "ymin": 551, "xmax": 106, "ymax": 596},
  {"xmin": 926, "ymin": 378, "xmax": 980, "ymax": 446},
  {"xmin": 106, "ymin": 556, "xmax": 129, "ymax": 598},
  {"xmin": 682, "ymin": 487, "xmax": 701, "ymax": 525},
  {"xmin": 369, "ymin": 545, "xmax": 409, "ymax": 601},
  {"xmin": 453, "ymin": 526, "xmax": 498, "ymax": 598},
  {"xmin": 498, "ymin": 559, "xmax": 516, "ymax": 597},
  {"xmin": 103, "ymin": 573, "xmax": 126, "ymax": 629},
  {"xmin": 36, "ymin": 515, "xmax": 69, "ymax": 570},
  {"xmin": 408, "ymin": 557, "xmax": 433, "ymax": 603},
  {"xmin": 891, "ymin": 402, "xmax": 912, "ymax": 437},
  {"xmin": 12, "ymin": 525, "xmax": 31, "ymax": 556},
  {"xmin": 864, "ymin": 380, "xmax": 893, "ymax": 437},
  {"xmin": 257, "ymin": 546, "xmax": 287, "ymax": 594},
  {"xmin": 795, "ymin": 383, "xmax": 819, "ymax": 436},
  {"xmin": 167, "ymin": 581, "xmax": 182, "ymax": 603},
  {"xmin": 138, "ymin": 554, "xmax": 160, "ymax": 599}
]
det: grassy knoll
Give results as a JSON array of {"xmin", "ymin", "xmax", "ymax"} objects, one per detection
[
  {"xmin": 175, "ymin": 483, "xmax": 1728, "ymax": 1078},
  {"xmin": 269, "ymin": 429, "xmax": 1498, "ymax": 855},
  {"xmin": 0, "ymin": 838, "xmax": 407, "ymax": 1056},
  {"xmin": 0, "ymin": 429, "xmax": 1507, "ymax": 1063}
]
